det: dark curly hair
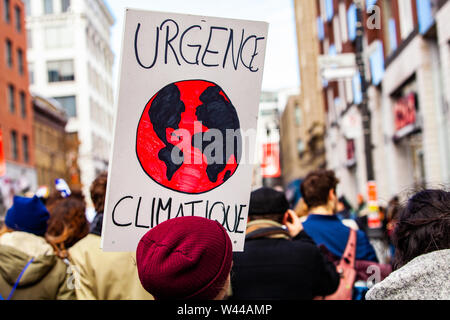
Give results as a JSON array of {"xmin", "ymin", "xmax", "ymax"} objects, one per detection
[
  {"xmin": 392, "ymin": 189, "xmax": 450, "ymax": 270},
  {"xmin": 90, "ymin": 172, "xmax": 108, "ymax": 214},
  {"xmin": 301, "ymin": 170, "xmax": 339, "ymax": 208},
  {"xmin": 45, "ymin": 198, "xmax": 89, "ymax": 259}
]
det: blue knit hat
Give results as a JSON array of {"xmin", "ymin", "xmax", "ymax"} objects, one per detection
[{"xmin": 5, "ymin": 195, "xmax": 50, "ymax": 236}]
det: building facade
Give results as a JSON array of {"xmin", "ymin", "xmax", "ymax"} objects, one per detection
[
  {"xmin": 33, "ymin": 94, "xmax": 83, "ymax": 192},
  {"xmin": 0, "ymin": 0, "xmax": 36, "ymax": 215},
  {"xmin": 315, "ymin": 0, "xmax": 450, "ymax": 207},
  {"xmin": 25, "ymin": 0, "xmax": 114, "ymax": 203},
  {"xmin": 280, "ymin": 0, "xmax": 328, "ymax": 207}
]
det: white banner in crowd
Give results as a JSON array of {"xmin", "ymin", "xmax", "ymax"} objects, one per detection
[{"xmin": 101, "ymin": 9, "xmax": 268, "ymax": 252}]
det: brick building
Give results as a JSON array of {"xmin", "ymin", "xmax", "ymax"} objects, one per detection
[
  {"xmin": 0, "ymin": 0, "xmax": 36, "ymax": 213},
  {"xmin": 315, "ymin": 0, "xmax": 450, "ymax": 206}
]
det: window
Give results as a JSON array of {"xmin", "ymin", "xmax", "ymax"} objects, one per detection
[
  {"xmin": 24, "ymin": 0, "xmax": 30, "ymax": 16},
  {"xmin": 325, "ymin": 0, "xmax": 334, "ymax": 22},
  {"xmin": 339, "ymin": 2, "xmax": 348, "ymax": 43},
  {"xmin": 10, "ymin": 130, "xmax": 18, "ymax": 160},
  {"xmin": 3, "ymin": 0, "xmax": 10, "ymax": 23},
  {"xmin": 44, "ymin": 26, "xmax": 73, "ymax": 48},
  {"xmin": 295, "ymin": 106, "xmax": 302, "ymax": 126},
  {"xmin": 20, "ymin": 91, "xmax": 26, "ymax": 118},
  {"xmin": 8, "ymin": 84, "xmax": 15, "ymax": 113},
  {"xmin": 297, "ymin": 139, "xmax": 305, "ymax": 157},
  {"xmin": 61, "ymin": 0, "xmax": 70, "ymax": 12},
  {"xmin": 14, "ymin": 6, "xmax": 21, "ymax": 32},
  {"xmin": 398, "ymin": 0, "xmax": 414, "ymax": 39},
  {"xmin": 317, "ymin": 17, "xmax": 324, "ymax": 41},
  {"xmin": 17, "ymin": 48, "xmax": 24, "ymax": 75},
  {"xmin": 333, "ymin": 16, "xmax": 342, "ymax": 53},
  {"xmin": 22, "ymin": 135, "xmax": 29, "ymax": 163},
  {"xmin": 382, "ymin": 0, "xmax": 398, "ymax": 55},
  {"xmin": 28, "ymin": 63, "xmax": 34, "ymax": 84},
  {"xmin": 369, "ymin": 40, "xmax": 385, "ymax": 85},
  {"xmin": 54, "ymin": 96, "xmax": 76, "ymax": 117},
  {"xmin": 417, "ymin": 0, "xmax": 435, "ymax": 34},
  {"xmin": 27, "ymin": 29, "xmax": 32, "ymax": 49},
  {"xmin": 6, "ymin": 39, "xmax": 12, "ymax": 68},
  {"xmin": 47, "ymin": 60, "xmax": 75, "ymax": 82},
  {"xmin": 44, "ymin": 0, "xmax": 53, "ymax": 14},
  {"xmin": 347, "ymin": 4, "xmax": 357, "ymax": 42}
]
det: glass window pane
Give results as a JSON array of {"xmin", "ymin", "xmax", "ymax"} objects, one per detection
[
  {"xmin": 47, "ymin": 60, "xmax": 75, "ymax": 82},
  {"xmin": 11, "ymin": 130, "xmax": 18, "ymax": 160},
  {"xmin": 61, "ymin": 0, "xmax": 70, "ymax": 12},
  {"xmin": 20, "ymin": 91, "xmax": 26, "ymax": 118},
  {"xmin": 27, "ymin": 29, "xmax": 32, "ymax": 49},
  {"xmin": 44, "ymin": 0, "xmax": 53, "ymax": 14},
  {"xmin": 54, "ymin": 96, "xmax": 76, "ymax": 117},
  {"xmin": 4, "ymin": 0, "xmax": 10, "ymax": 23},
  {"xmin": 28, "ymin": 63, "xmax": 34, "ymax": 84},
  {"xmin": 45, "ymin": 26, "xmax": 73, "ymax": 48},
  {"xmin": 22, "ymin": 135, "xmax": 29, "ymax": 163},
  {"xmin": 15, "ymin": 6, "xmax": 21, "ymax": 32},
  {"xmin": 6, "ymin": 39, "xmax": 12, "ymax": 67},
  {"xmin": 8, "ymin": 85, "xmax": 15, "ymax": 113},
  {"xmin": 17, "ymin": 49, "xmax": 24, "ymax": 74},
  {"xmin": 24, "ymin": 0, "xmax": 30, "ymax": 16}
]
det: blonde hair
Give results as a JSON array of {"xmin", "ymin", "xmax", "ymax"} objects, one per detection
[
  {"xmin": 294, "ymin": 198, "xmax": 309, "ymax": 218},
  {"xmin": 0, "ymin": 225, "xmax": 13, "ymax": 237}
]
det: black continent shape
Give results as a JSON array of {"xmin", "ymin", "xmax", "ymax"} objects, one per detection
[
  {"xmin": 192, "ymin": 85, "xmax": 241, "ymax": 183},
  {"xmin": 148, "ymin": 83, "xmax": 185, "ymax": 181}
]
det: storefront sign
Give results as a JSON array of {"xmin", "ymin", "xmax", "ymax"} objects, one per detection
[
  {"xmin": 393, "ymin": 93, "xmax": 418, "ymax": 139},
  {"xmin": 261, "ymin": 143, "xmax": 281, "ymax": 178}
]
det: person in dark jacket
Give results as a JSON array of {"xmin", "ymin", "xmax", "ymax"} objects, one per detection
[
  {"xmin": 230, "ymin": 188, "xmax": 340, "ymax": 300},
  {"xmin": 301, "ymin": 170, "xmax": 378, "ymax": 262}
]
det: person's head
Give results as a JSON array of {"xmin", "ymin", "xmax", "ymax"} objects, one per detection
[
  {"xmin": 46, "ymin": 188, "xmax": 85, "ymax": 212},
  {"xmin": 300, "ymin": 170, "xmax": 339, "ymax": 212},
  {"xmin": 337, "ymin": 196, "xmax": 352, "ymax": 212},
  {"xmin": 248, "ymin": 187, "xmax": 290, "ymax": 224},
  {"xmin": 387, "ymin": 196, "xmax": 401, "ymax": 221},
  {"xmin": 392, "ymin": 189, "xmax": 450, "ymax": 270},
  {"xmin": 3, "ymin": 195, "xmax": 50, "ymax": 237},
  {"xmin": 357, "ymin": 194, "xmax": 365, "ymax": 205},
  {"xmin": 90, "ymin": 172, "xmax": 107, "ymax": 214},
  {"xmin": 45, "ymin": 198, "xmax": 89, "ymax": 259},
  {"xmin": 136, "ymin": 216, "xmax": 233, "ymax": 300}
]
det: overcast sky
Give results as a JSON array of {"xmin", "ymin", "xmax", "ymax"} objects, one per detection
[{"xmin": 105, "ymin": 0, "xmax": 300, "ymax": 93}]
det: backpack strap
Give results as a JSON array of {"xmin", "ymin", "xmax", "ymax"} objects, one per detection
[
  {"xmin": 0, "ymin": 257, "xmax": 34, "ymax": 301},
  {"xmin": 341, "ymin": 229, "xmax": 357, "ymax": 268}
]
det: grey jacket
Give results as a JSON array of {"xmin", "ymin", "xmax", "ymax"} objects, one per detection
[{"xmin": 366, "ymin": 249, "xmax": 450, "ymax": 300}]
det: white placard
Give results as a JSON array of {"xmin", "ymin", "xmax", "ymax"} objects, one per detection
[{"xmin": 101, "ymin": 9, "xmax": 268, "ymax": 252}]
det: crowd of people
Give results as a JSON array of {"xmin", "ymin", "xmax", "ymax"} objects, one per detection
[{"xmin": 0, "ymin": 169, "xmax": 448, "ymax": 300}]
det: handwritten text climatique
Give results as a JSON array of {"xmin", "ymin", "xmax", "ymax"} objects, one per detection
[{"xmin": 111, "ymin": 195, "xmax": 248, "ymax": 235}]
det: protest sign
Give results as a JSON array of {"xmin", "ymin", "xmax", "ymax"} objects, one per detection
[{"xmin": 101, "ymin": 9, "xmax": 268, "ymax": 252}]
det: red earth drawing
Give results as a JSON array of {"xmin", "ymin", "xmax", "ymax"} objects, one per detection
[{"xmin": 136, "ymin": 80, "xmax": 241, "ymax": 194}]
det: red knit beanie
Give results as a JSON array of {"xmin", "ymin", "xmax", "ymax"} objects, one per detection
[{"xmin": 136, "ymin": 216, "xmax": 233, "ymax": 300}]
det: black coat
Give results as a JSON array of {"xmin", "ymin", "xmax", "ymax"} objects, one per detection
[
  {"xmin": 230, "ymin": 231, "xmax": 339, "ymax": 300},
  {"xmin": 230, "ymin": 230, "xmax": 340, "ymax": 300}
]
